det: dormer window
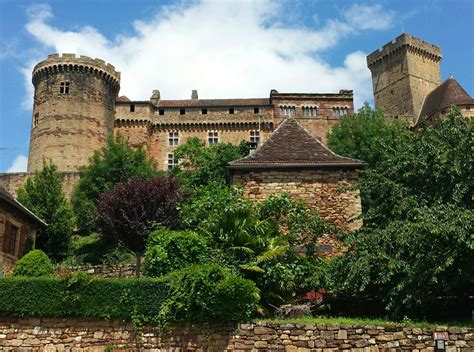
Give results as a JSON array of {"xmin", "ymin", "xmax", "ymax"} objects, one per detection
[
  {"xmin": 280, "ymin": 106, "xmax": 295, "ymax": 117},
  {"xmin": 59, "ymin": 82, "xmax": 69, "ymax": 94},
  {"xmin": 302, "ymin": 106, "xmax": 317, "ymax": 117}
]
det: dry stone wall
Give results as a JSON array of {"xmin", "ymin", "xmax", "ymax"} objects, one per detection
[
  {"xmin": 0, "ymin": 317, "xmax": 471, "ymax": 351},
  {"xmin": 55, "ymin": 263, "xmax": 136, "ymax": 278}
]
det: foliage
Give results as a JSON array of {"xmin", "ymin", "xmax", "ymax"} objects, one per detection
[
  {"xmin": 331, "ymin": 204, "xmax": 473, "ymax": 319},
  {"xmin": 173, "ymin": 137, "xmax": 249, "ymax": 189},
  {"xmin": 72, "ymin": 134, "xmax": 159, "ymax": 233},
  {"xmin": 96, "ymin": 176, "xmax": 185, "ymax": 275},
  {"xmin": 12, "ymin": 250, "xmax": 54, "ymax": 277},
  {"xmin": 144, "ymin": 228, "xmax": 210, "ymax": 277},
  {"xmin": 60, "ymin": 234, "xmax": 134, "ymax": 267},
  {"xmin": 160, "ymin": 264, "xmax": 259, "ymax": 324},
  {"xmin": 0, "ymin": 266, "xmax": 259, "ymax": 325},
  {"xmin": 16, "ymin": 160, "xmax": 74, "ymax": 261}
]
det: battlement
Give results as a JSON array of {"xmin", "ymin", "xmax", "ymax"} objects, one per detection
[
  {"xmin": 32, "ymin": 53, "xmax": 120, "ymax": 88},
  {"xmin": 367, "ymin": 33, "xmax": 442, "ymax": 68}
]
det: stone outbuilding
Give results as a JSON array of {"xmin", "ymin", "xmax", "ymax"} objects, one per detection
[
  {"xmin": 227, "ymin": 118, "xmax": 364, "ymax": 231},
  {"xmin": 0, "ymin": 187, "xmax": 46, "ymax": 275}
]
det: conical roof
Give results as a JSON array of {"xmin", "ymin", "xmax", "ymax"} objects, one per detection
[
  {"xmin": 228, "ymin": 118, "xmax": 364, "ymax": 170},
  {"xmin": 417, "ymin": 78, "xmax": 474, "ymax": 122}
]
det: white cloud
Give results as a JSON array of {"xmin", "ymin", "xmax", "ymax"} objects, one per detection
[
  {"xmin": 7, "ymin": 155, "xmax": 28, "ymax": 173},
  {"xmin": 21, "ymin": 1, "xmax": 393, "ymax": 109}
]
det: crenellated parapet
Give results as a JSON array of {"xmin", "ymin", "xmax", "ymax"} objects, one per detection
[{"xmin": 32, "ymin": 53, "xmax": 120, "ymax": 90}]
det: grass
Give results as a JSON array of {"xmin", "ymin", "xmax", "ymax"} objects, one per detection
[{"xmin": 257, "ymin": 316, "xmax": 474, "ymax": 328}]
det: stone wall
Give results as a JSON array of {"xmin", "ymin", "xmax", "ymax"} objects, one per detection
[
  {"xmin": 0, "ymin": 172, "xmax": 80, "ymax": 199},
  {"xmin": 232, "ymin": 169, "xmax": 362, "ymax": 231},
  {"xmin": 55, "ymin": 263, "xmax": 136, "ymax": 278},
  {"xmin": 0, "ymin": 317, "xmax": 471, "ymax": 351}
]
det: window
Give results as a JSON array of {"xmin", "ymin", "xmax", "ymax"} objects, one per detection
[
  {"xmin": 33, "ymin": 113, "xmax": 39, "ymax": 128},
  {"xmin": 202, "ymin": 108, "xmax": 208, "ymax": 115},
  {"xmin": 254, "ymin": 107, "xmax": 260, "ymax": 114},
  {"xmin": 168, "ymin": 131, "xmax": 179, "ymax": 146},
  {"xmin": 302, "ymin": 106, "xmax": 317, "ymax": 117},
  {"xmin": 208, "ymin": 131, "xmax": 219, "ymax": 144},
  {"xmin": 6, "ymin": 224, "xmax": 19, "ymax": 256},
  {"xmin": 130, "ymin": 104, "xmax": 135, "ymax": 112},
  {"xmin": 180, "ymin": 108, "xmax": 186, "ymax": 115},
  {"xmin": 249, "ymin": 130, "xmax": 260, "ymax": 149},
  {"xmin": 332, "ymin": 107, "xmax": 349, "ymax": 118},
  {"xmin": 280, "ymin": 105, "xmax": 295, "ymax": 116},
  {"xmin": 229, "ymin": 108, "xmax": 235, "ymax": 114},
  {"xmin": 158, "ymin": 109, "xmax": 165, "ymax": 115},
  {"xmin": 59, "ymin": 82, "xmax": 70, "ymax": 94},
  {"xmin": 167, "ymin": 153, "xmax": 177, "ymax": 170}
]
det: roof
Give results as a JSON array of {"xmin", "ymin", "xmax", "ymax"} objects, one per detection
[
  {"xmin": 116, "ymin": 96, "xmax": 131, "ymax": 102},
  {"xmin": 228, "ymin": 118, "xmax": 364, "ymax": 170},
  {"xmin": 157, "ymin": 98, "xmax": 270, "ymax": 108},
  {"xmin": 417, "ymin": 78, "xmax": 474, "ymax": 122},
  {"xmin": 0, "ymin": 187, "xmax": 47, "ymax": 227}
]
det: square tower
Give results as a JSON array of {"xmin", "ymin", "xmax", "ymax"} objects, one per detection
[{"xmin": 367, "ymin": 33, "xmax": 442, "ymax": 121}]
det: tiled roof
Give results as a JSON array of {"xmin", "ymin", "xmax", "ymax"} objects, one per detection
[
  {"xmin": 228, "ymin": 118, "xmax": 364, "ymax": 170},
  {"xmin": 116, "ymin": 95, "xmax": 131, "ymax": 102},
  {"xmin": 0, "ymin": 187, "xmax": 47, "ymax": 226},
  {"xmin": 158, "ymin": 98, "xmax": 270, "ymax": 108},
  {"xmin": 417, "ymin": 78, "xmax": 474, "ymax": 122}
]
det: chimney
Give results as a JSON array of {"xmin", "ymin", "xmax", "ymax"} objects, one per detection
[
  {"xmin": 150, "ymin": 90, "xmax": 161, "ymax": 105},
  {"xmin": 191, "ymin": 90, "xmax": 198, "ymax": 100}
]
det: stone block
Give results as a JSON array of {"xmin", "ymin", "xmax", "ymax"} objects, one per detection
[{"xmin": 337, "ymin": 330, "xmax": 348, "ymax": 340}]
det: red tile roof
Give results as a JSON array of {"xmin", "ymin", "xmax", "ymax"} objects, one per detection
[
  {"xmin": 0, "ymin": 187, "xmax": 47, "ymax": 226},
  {"xmin": 417, "ymin": 78, "xmax": 474, "ymax": 122},
  {"xmin": 158, "ymin": 98, "xmax": 270, "ymax": 108},
  {"xmin": 116, "ymin": 96, "xmax": 131, "ymax": 102},
  {"xmin": 228, "ymin": 118, "xmax": 364, "ymax": 170}
]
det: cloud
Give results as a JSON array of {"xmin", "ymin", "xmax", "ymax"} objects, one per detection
[
  {"xmin": 21, "ymin": 1, "xmax": 393, "ymax": 109},
  {"xmin": 7, "ymin": 155, "xmax": 28, "ymax": 172}
]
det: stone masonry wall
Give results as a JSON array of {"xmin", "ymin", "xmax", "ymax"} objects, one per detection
[
  {"xmin": 55, "ymin": 263, "xmax": 136, "ymax": 278},
  {"xmin": 232, "ymin": 169, "xmax": 362, "ymax": 231},
  {"xmin": 0, "ymin": 317, "xmax": 471, "ymax": 351}
]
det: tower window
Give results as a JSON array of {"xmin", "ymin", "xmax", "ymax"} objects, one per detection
[
  {"xmin": 168, "ymin": 131, "xmax": 179, "ymax": 146},
  {"xmin": 33, "ymin": 113, "xmax": 39, "ymax": 128},
  {"xmin": 208, "ymin": 131, "xmax": 219, "ymax": 144},
  {"xmin": 158, "ymin": 109, "xmax": 165, "ymax": 115},
  {"xmin": 254, "ymin": 107, "xmax": 260, "ymax": 114},
  {"xmin": 229, "ymin": 108, "xmax": 235, "ymax": 114},
  {"xmin": 280, "ymin": 105, "xmax": 295, "ymax": 116},
  {"xmin": 180, "ymin": 109, "xmax": 186, "ymax": 115},
  {"xmin": 59, "ymin": 82, "xmax": 70, "ymax": 94},
  {"xmin": 302, "ymin": 106, "xmax": 317, "ymax": 117},
  {"xmin": 332, "ymin": 107, "xmax": 349, "ymax": 118},
  {"xmin": 249, "ymin": 130, "xmax": 260, "ymax": 148},
  {"xmin": 167, "ymin": 153, "xmax": 178, "ymax": 170},
  {"xmin": 202, "ymin": 108, "xmax": 208, "ymax": 115},
  {"xmin": 130, "ymin": 104, "xmax": 135, "ymax": 112}
]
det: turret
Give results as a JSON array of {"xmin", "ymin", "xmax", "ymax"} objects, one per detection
[{"xmin": 28, "ymin": 53, "xmax": 120, "ymax": 172}]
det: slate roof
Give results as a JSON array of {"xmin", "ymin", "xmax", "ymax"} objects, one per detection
[
  {"xmin": 0, "ymin": 187, "xmax": 47, "ymax": 227},
  {"xmin": 158, "ymin": 98, "xmax": 270, "ymax": 108},
  {"xmin": 417, "ymin": 78, "xmax": 474, "ymax": 122},
  {"xmin": 228, "ymin": 118, "xmax": 364, "ymax": 170}
]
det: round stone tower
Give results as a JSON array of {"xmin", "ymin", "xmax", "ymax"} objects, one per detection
[{"xmin": 28, "ymin": 53, "xmax": 120, "ymax": 172}]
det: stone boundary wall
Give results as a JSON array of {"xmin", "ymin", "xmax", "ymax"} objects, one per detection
[
  {"xmin": 0, "ymin": 317, "xmax": 472, "ymax": 351},
  {"xmin": 55, "ymin": 263, "xmax": 137, "ymax": 278}
]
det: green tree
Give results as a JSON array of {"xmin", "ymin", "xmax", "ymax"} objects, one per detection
[
  {"xmin": 173, "ymin": 137, "xmax": 249, "ymax": 189},
  {"xmin": 17, "ymin": 160, "xmax": 74, "ymax": 261},
  {"xmin": 72, "ymin": 134, "xmax": 159, "ymax": 233}
]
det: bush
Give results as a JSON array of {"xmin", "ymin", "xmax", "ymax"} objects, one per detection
[
  {"xmin": 12, "ymin": 250, "xmax": 54, "ymax": 277},
  {"xmin": 144, "ymin": 229, "xmax": 210, "ymax": 277},
  {"xmin": 0, "ymin": 265, "xmax": 259, "ymax": 325},
  {"xmin": 160, "ymin": 264, "xmax": 259, "ymax": 324}
]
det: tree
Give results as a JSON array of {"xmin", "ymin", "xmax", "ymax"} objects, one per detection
[
  {"xmin": 17, "ymin": 160, "xmax": 74, "ymax": 261},
  {"xmin": 173, "ymin": 137, "xmax": 249, "ymax": 189},
  {"xmin": 95, "ymin": 176, "xmax": 185, "ymax": 276},
  {"xmin": 72, "ymin": 134, "xmax": 159, "ymax": 233}
]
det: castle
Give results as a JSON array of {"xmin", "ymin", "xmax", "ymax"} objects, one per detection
[{"xmin": 0, "ymin": 33, "xmax": 472, "ymax": 199}]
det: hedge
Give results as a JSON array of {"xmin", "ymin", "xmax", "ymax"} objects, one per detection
[{"xmin": 0, "ymin": 264, "xmax": 259, "ymax": 326}]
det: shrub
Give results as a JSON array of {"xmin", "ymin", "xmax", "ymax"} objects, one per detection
[
  {"xmin": 0, "ymin": 265, "xmax": 259, "ymax": 325},
  {"xmin": 144, "ymin": 229, "xmax": 210, "ymax": 277},
  {"xmin": 12, "ymin": 250, "xmax": 54, "ymax": 277}
]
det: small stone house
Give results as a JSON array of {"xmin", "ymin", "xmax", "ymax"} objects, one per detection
[
  {"xmin": 0, "ymin": 187, "xmax": 46, "ymax": 275},
  {"xmin": 227, "ymin": 118, "xmax": 364, "ymax": 231}
]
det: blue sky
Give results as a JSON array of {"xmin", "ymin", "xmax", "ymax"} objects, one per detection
[{"xmin": 0, "ymin": 0, "xmax": 473, "ymax": 172}]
